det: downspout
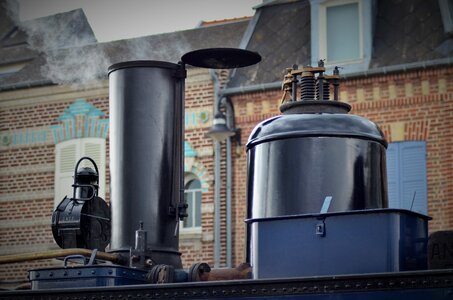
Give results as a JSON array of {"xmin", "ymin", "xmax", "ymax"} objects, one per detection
[
  {"xmin": 225, "ymin": 101, "xmax": 233, "ymax": 268},
  {"xmin": 210, "ymin": 69, "xmax": 222, "ymax": 268},
  {"xmin": 214, "ymin": 140, "xmax": 222, "ymax": 268}
]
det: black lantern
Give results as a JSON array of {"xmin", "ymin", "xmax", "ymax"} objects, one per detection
[{"xmin": 51, "ymin": 157, "xmax": 111, "ymax": 251}]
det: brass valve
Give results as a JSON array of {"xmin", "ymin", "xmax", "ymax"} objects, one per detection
[
  {"xmin": 280, "ymin": 63, "xmax": 341, "ymax": 103},
  {"xmin": 280, "ymin": 68, "xmax": 294, "ymax": 103}
]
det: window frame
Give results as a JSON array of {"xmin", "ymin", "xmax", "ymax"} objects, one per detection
[
  {"xmin": 180, "ymin": 173, "xmax": 203, "ymax": 234},
  {"xmin": 310, "ymin": 0, "xmax": 374, "ymax": 74},
  {"xmin": 319, "ymin": 0, "xmax": 364, "ymax": 65}
]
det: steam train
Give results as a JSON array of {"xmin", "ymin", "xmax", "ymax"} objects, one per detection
[{"xmin": 1, "ymin": 48, "xmax": 452, "ymax": 299}]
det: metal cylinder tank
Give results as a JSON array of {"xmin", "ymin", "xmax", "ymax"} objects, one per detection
[
  {"xmin": 108, "ymin": 61, "xmax": 185, "ymax": 267},
  {"xmin": 246, "ymin": 102, "xmax": 388, "ymax": 220}
]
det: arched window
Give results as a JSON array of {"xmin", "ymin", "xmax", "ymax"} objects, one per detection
[{"xmin": 183, "ymin": 176, "xmax": 202, "ymax": 229}]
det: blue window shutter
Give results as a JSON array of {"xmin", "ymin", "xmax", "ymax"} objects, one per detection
[
  {"xmin": 386, "ymin": 141, "xmax": 428, "ymax": 214},
  {"xmin": 386, "ymin": 143, "xmax": 399, "ymax": 208},
  {"xmin": 399, "ymin": 142, "xmax": 428, "ymax": 214}
]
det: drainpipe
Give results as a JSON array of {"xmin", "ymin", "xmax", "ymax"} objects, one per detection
[
  {"xmin": 210, "ymin": 69, "xmax": 222, "ymax": 268},
  {"xmin": 224, "ymin": 101, "xmax": 233, "ymax": 268},
  {"xmin": 214, "ymin": 140, "xmax": 221, "ymax": 268}
]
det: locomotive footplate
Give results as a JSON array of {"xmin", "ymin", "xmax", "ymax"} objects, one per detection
[{"xmin": 2, "ymin": 269, "xmax": 453, "ymax": 299}]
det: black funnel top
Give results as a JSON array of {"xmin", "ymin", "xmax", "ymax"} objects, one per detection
[{"xmin": 181, "ymin": 48, "xmax": 261, "ymax": 69}]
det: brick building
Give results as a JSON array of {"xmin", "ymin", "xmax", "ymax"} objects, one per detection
[{"xmin": 1, "ymin": 0, "xmax": 453, "ymax": 287}]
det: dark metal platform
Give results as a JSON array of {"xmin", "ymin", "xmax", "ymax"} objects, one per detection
[{"xmin": 2, "ymin": 269, "xmax": 453, "ymax": 299}]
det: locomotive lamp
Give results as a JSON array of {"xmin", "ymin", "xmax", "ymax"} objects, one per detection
[
  {"xmin": 74, "ymin": 166, "xmax": 98, "ymax": 200},
  {"xmin": 51, "ymin": 157, "xmax": 111, "ymax": 251}
]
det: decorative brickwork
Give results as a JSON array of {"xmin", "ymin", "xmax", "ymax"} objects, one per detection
[{"xmin": 50, "ymin": 99, "xmax": 109, "ymax": 143}]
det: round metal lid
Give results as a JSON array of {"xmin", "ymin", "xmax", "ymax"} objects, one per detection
[
  {"xmin": 108, "ymin": 60, "xmax": 180, "ymax": 75},
  {"xmin": 181, "ymin": 48, "xmax": 261, "ymax": 69},
  {"xmin": 247, "ymin": 113, "xmax": 387, "ymax": 149}
]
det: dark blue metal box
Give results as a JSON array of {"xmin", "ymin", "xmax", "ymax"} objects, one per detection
[
  {"xmin": 29, "ymin": 265, "xmax": 148, "ymax": 289},
  {"xmin": 247, "ymin": 209, "xmax": 430, "ymax": 279}
]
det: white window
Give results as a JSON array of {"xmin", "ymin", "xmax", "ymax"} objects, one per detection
[
  {"xmin": 54, "ymin": 137, "xmax": 106, "ymax": 206},
  {"xmin": 311, "ymin": 0, "xmax": 373, "ymax": 73},
  {"xmin": 386, "ymin": 141, "xmax": 428, "ymax": 215},
  {"xmin": 181, "ymin": 175, "xmax": 202, "ymax": 231}
]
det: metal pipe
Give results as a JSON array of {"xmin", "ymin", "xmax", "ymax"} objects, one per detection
[
  {"xmin": 226, "ymin": 133, "xmax": 232, "ymax": 268},
  {"xmin": 174, "ymin": 61, "xmax": 186, "ymax": 240},
  {"xmin": 210, "ymin": 69, "xmax": 222, "ymax": 268},
  {"xmin": 214, "ymin": 141, "xmax": 221, "ymax": 268},
  {"xmin": 199, "ymin": 263, "xmax": 252, "ymax": 281},
  {"xmin": 108, "ymin": 61, "xmax": 184, "ymax": 268},
  {"xmin": 222, "ymin": 81, "xmax": 281, "ymax": 96},
  {"xmin": 0, "ymin": 249, "xmax": 122, "ymax": 265},
  {"xmin": 221, "ymin": 97, "xmax": 236, "ymax": 269}
]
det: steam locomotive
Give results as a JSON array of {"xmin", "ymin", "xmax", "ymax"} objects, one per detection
[{"xmin": 0, "ymin": 48, "xmax": 452, "ymax": 299}]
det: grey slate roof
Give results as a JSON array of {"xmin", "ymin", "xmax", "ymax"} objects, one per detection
[
  {"xmin": 0, "ymin": 0, "xmax": 36, "ymax": 65},
  {"xmin": 226, "ymin": 0, "xmax": 453, "ymax": 90},
  {"xmin": 0, "ymin": 7, "xmax": 99, "ymax": 89},
  {"xmin": 227, "ymin": 0, "xmax": 311, "ymax": 90},
  {"xmin": 20, "ymin": 8, "xmax": 97, "ymax": 51},
  {"xmin": 1, "ymin": 0, "xmax": 452, "ymax": 91},
  {"xmin": 0, "ymin": 0, "xmax": 19, "ymax": 42},
  {"xmin": 370, "ymin": 0, "xmax": 452, "ymax": 68},
  {"xmin": 0, "ymin": 9, "xmax": 249, "ymax": 90}
]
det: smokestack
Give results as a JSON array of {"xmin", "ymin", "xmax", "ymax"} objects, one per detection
[{"xmin": 108, "ymin": 61, "xmax": 186, "ymax": 268}]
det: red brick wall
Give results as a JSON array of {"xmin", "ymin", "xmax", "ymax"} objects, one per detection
[
  {"xmin": 179, "ymin": 69, "xmax": 232, "ymax": 268},
  {"xmin": 180, "ymin": 76, "xmax": 217, "ymax": 267},
  {"xmin": 231, "ymin": 89, "xmax": 282, "ymax": 265},
  {"xmin": 343, "ymin": 67, "xmax": 453, "ymax": 231}
]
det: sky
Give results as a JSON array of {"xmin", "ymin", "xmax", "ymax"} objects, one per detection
[{"xmin": 17, "ymin": 0, "xmax": 262, "ymax": 42}]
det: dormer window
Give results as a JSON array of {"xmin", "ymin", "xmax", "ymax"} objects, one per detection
[
  {"xmin": 0, "ymin": 62, "xmax": 26, "ymax": 78},
  {"xmin": 322, "ymin": 1, "xmax": 361, "ymax": 63},
  {"xmin": 311, "ymin": 0, "xmax": 373, "ymax": 73}
]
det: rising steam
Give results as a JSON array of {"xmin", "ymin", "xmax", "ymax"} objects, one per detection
[
  {"xmin": 4, "ymin": 0, "xmax": 192, "ymax": 86},
  {"xmin": 17, "ymin": 7, "xmax": 107, "ymax": 85}
]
